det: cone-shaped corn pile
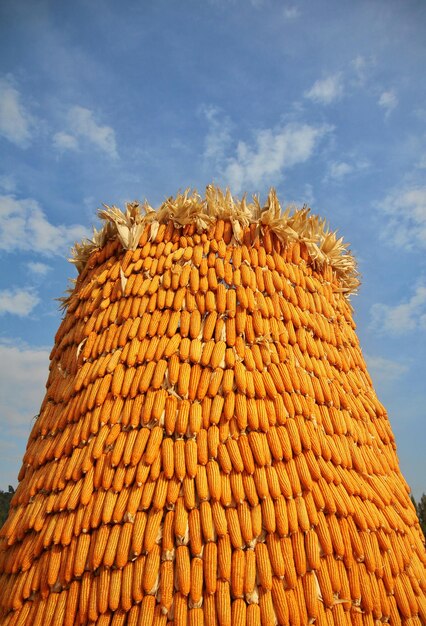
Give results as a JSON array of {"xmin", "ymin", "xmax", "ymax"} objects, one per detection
[{"xmin": 1, "ymin": 187, "xmax": 425, "ymax": 626}]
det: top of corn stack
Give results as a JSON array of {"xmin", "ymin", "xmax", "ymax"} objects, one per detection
[{"xmin": 69, "ymin": 186, "xmax": 359, "ymax": 295}]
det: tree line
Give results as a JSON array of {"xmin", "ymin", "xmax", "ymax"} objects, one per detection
[
  {"xmin": 0, "ymin": 487, "xmax": 15, "ymax": 528},
  {"xmin": 411, "ymin": 494, "xmax": 426, "ymax": 537}
]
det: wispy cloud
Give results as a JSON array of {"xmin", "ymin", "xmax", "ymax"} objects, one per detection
[
  {"xmin": 0, "ymin": 194, "xmax": 88, "ymax": 255},
  {"xmin": 202, "ymin": 105, "xmax": 233, "ymax": 167},
  {"xmin": 222, "ymin": 122, "xmax": 331, "ymax": 193},
  {"xmin": 0, "ymin": 77, "xmax": 34, "ymax": 147},
  {"xmin": 52, "ymin": 131, "xmax": 79, "ymax": 152},
  {"xmin": 350, "ymin": 55, "xmax": 376, "ymax": 86},
  {"xmin": 328, "ymin": 161, "xmax": 353, "ymax": 180},
  {"xmin": 0, "ymin": 287, "xmax": 40, "ymax": 317},
  {"xmin": 324, "ymin": 158, "xmax": 369, "ymax": 182},
  {"xmin": 305, "ymin": 73, "xmax": 344, "ymax": 105},
  {"xmin": 282, "ymin": 5, "xmax": 300, "ymax": 19},
  {"xmin": 416, "ymin": 155, "xmax": 426, "ymax": 169},
  {"xmin": 378, "ymin": 90, "xmax": 398, "ymax": 117},
  {"xmin": 377, "ymin": 185, "xmax": 426, "ymax": 249},
  {"xmin": 54, "ymin": 106, "xmax": 118, "ymax": 158},
  {"xmin": 364, "ymin": 353, "xmax": 409, "ymax": 383},
  {"xmin": 0, "ymin": 175, "xmax": 16, "ymax": 193},
  {"xmin": 27, "ymin": 261, "xmax": 52, "ymax": 276},
  {"xmin": 0, "ymin": 340, "xmax": 49, "ymax": 430},
  {"xmin": 370, "ymin": 282, "xmax": 426, "ymax": 335}
]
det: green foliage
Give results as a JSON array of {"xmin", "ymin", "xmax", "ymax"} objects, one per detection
[
  {"xmin": 0, "ymin": 487, "xmax": 14, "ymax": 528},
  {"xmin": 411, "ymin": 493, "xmax": 426, "ymax": 538}
]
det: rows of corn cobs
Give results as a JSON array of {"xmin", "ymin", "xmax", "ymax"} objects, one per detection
[{"xmin": 0, "ymin": 219, "xmax": 425, "ymax": 626}]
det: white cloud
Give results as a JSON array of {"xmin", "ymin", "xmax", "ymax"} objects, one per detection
[
  {"xmin": 416, "ymin": 155, "xmax": 426, "ymax": 169},
  {"xmin": 55, "ymin": 106, "xmax": 118, "ymax": 158},
  {"xmin": 305, "ymin": 74, "xmax": 344, "ymax": 105},
  {"xmin": 350, "ymin": 55, "xmax": 376, "ymax": 86},
  {"xmin": 0, "ymin": 194, "xmax": 88, "ymax": 255},
  {"xmin": 377, "ymin": 185, "xmax": 426, "ymax": 249},
  {"xmin": 325, "ymin": 158, "xmax": 369, "ymax": 182},
  {"xmin": 378, "ymin": 90, "xmax": 398, "ymax": 116},
  {"xmin": 202, "ymin": 105, "xmax": 233, "ymax": 165},
  {"xmin": 370, "ymin": 283, "xmax": 426, "ymax": 335},
  {"xmin": 0, "ymin": 341, "xmax": 49, "ymax": 429},
  {"xmin": 283, "ymin": 6, "xmax": 300, "ymax": 19},
  {"xmin": 27, "ymin": 261, "xmax": 52, "ymax": 276},
  {"xmin": 328, "ymin": 161, "xmax": 353, "ymax": 180},
  {"xmin": 0, "ymin": 175, "xmax": 16, "ymax": 192},
  {"xmin": 0, "ymin": 288, "xmax": 40, "ymax": 317},
  {"xmin": 364, "ymin": 354, "xmax": 409, "ymax": 383},
  {"xmin": 351, "ymin": 55, "xmax": 367, "ymax": 84},
  {"xmin": 0, "ymin": 77, "xmax": 33, "ymax": 147},
  {"xmin": 223, "ymin": 122, "xmax": 331, "ymax": 193},
  {"xmin": 52, "ymin": 131, "xmax": 79, "ymax": 151}
]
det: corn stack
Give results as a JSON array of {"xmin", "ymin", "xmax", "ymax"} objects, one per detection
[{"xmin": 1, "ymin": 186, "xmax": 425, "ymax": 626}]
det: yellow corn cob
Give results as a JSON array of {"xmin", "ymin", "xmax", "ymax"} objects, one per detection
[
  {"xmin": 159, "ymin": 559, "xmax": 174, "ymax": 614},
  {"xmin": 46, "ymin": 544, "xmax": 62, "ymax": 587},
  {"xmin": 238, "ymin": 435, "xmax": 255, "ymax": 474},
  {"xmin": 206, "ymin": 366, "xmax": 222, "ymax": 398},
  {"xmin": 158, "ymin": 439, "xmax": 174, "ymax": 482},
  {"xmin": 183, "ymin": 509, "xmax": 201, "ymax": 558},
  {"xmin": 142, "ymin": 508, "xmax": 162, "ymax": 553},
  {"xmin": 258, "ymin": 588, "xmax": 275, "ymax": 625},
  {"xmin": 264, "ymin": 534, "xmax": 284, "ymax": 579},
  {"xmin": 101, "ymin": 523, "xmax": 120, "ymax": 568},
  {"xmin": 223, "ymin": 440, "xmax": 243, "ymax": 475},
  {"xmin": 236, "ymin": 474, "xmax": 255, "ymax": 510},
  {"xmin": 171, "ymin": 439, "xmax": 184, "ymax": 481},
  {"xmin": 186, "ymin": 557, "xmax": 203, "ymax": 609},
  {"xmin": 92, "ymin": 524, "xmax": 110, "ymax": 569},
  {"xmin": 254, "ymin": 541, "xmax": 273, "ymax": 591},
  {"xmin": 204, "ymin": 289, "xmax": 215, "ymax": 312},
  {"xmin": 270, "ymin": 577, "xmax": 289, "ymax": 625},
  {"xmin": 208, "ymin": 341, "xmax": 225, "ymax": 370},
  {"xmin": 229, "ymin": 549, "xmax": 245, "ymax": 599},
  {"xmin": 187, "ymin": 338, "xmax": 202, "ymax": 364},
  {"xmin": 209, "ymin": 501, "xmax": 227, "ymax": 538},
  {"xmin": 177, "ymin": 362, "xmax": 190, "ymax": 398},
  {"xmin": 173, "ymin": 592, "xmax": 188, "ymax": 626},
  {"xmin": 187, "ymin": 403, "xmax": 202, "ymax": 436},
  {"xmin": 111, "ymin": 431, "xmax": 127, "ymax": 467},
  {"xmin": 213, "ymin": 282, "xmax": 226, "ymax": 315},
  {"xmin": 74, "ymin": 532, "xmax": 90, "ymax": 577},
  {"xmin": 240, "ymin": 546, "xmax": 255, "ymax": 601},
  {"xmin": 204, "ymin": 460, "xmax": 220, "ymax": 501},
  {"xmin": 225, "ymin": 507, "xmax": 243, "ymax": 549},
  {"xmin": 142, "ymin": 426, "xmax": 162, "ymax": 465},
  {"xmin": 199, "ymin": 500, "xmax": 215, "ymax": 544},
  {"xmin": 230, "ymin": 598, "xmax": 246, "ymax": 625},
  {"xmin": 171, "ymin": 497, "xmax": 187, "ymax": 545},
  {"xmin": 107, "ymin": 567, "xmax": 122, "ymax": 612},
  {"xmin": 216, "ymin": 580, "xmax": 232, "ymax": 625},
  {"xmin": 174, "ymin": 545, "xmax": 190, "ymax": 597},
  {"xmin": 115, "ymin": 520, "xmax": 133, "ymax": 568},
  {"xmin": 193, "ymin": 458, "xmax": 210, "ymax": 499},
  {"xmin": 143, "ymin": 543, "xmax": 160, "ymax": 594},
  {"xmin": 139, "ymin": 595, "xmax": 156, "ymax": 626}
]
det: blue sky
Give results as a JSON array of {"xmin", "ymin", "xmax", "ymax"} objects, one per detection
[{"xmin": 0, "ymin": 0, "xmax": 425, "ymax": 496}]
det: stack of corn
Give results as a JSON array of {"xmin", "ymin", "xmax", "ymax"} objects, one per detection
[{"xmin": 0, "ymin": 187, "xmax": 425, "ymax": 626}]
